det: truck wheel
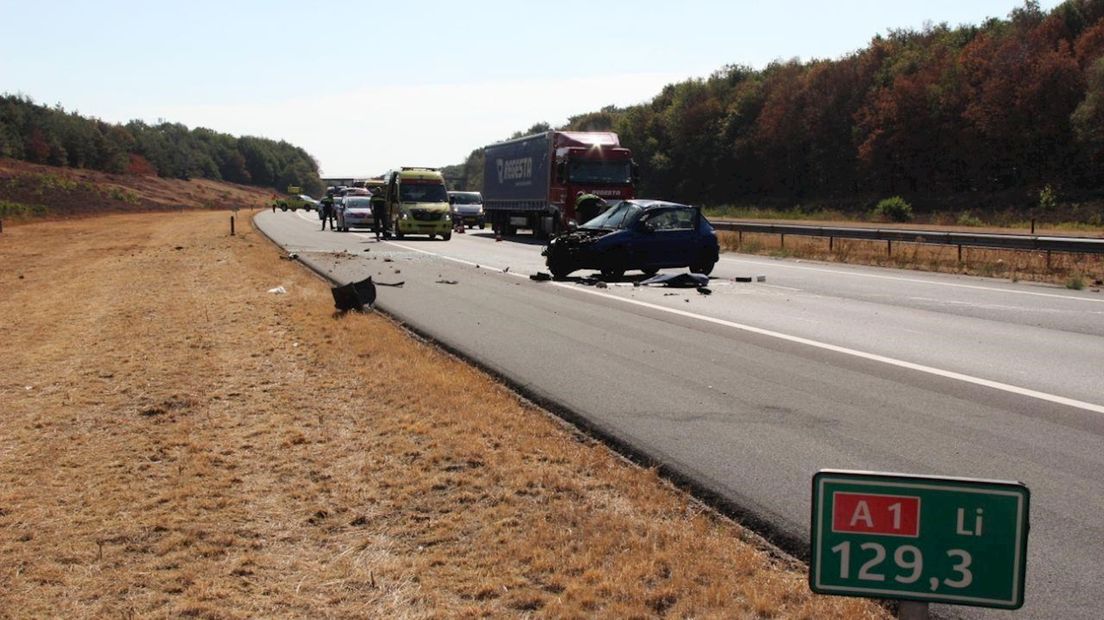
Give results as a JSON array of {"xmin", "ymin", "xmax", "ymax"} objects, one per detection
[{"xmin": 441, "ymin": 231, "xmax": 452, "ymax": 241}]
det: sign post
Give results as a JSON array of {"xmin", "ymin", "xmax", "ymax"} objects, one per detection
[{"xmin": 810, "ymin": 470, "xmax": 1029, "ymax": 614}]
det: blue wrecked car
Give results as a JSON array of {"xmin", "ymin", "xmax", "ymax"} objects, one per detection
[{"xmin": 542, "ymin": 199, "xmax": 720, "ymax": 279}]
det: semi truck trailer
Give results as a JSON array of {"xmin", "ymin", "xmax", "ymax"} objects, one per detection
[{"xmin": 481, "ymin": 131, "xmax": 638, "ymax": 238}]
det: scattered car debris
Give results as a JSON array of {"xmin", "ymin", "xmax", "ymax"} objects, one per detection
[
  {"xmin": 174, "ymin": 246, "xmax": 184, "ymax": 251},
  {"xmin": 697, "ymin": 287, "xmax": 712, "ymax": 295},
  {"xmin": 596, "ymin": 281, "xmax": 608, "ymax": 289},
  {"xmin": 503, "ymin": 266, "xmax": 510, "ymax": 273},
  {"xmin": 530, "ymin": 272, "xmax": 552, "ymax": 281},
  {"xmin": 383, "ymin": 258, "xmax": 394, "ymax": 263},
  {"xmin": 733, "ymin": 276, "xmax": 752, "ymax": 283},
  {"xmin": 757, "ymin": 275, "xmax": 767, "ymax": 282},
  {"xmin": 641, "ymin": 273, "xmax": 710, "ymax": 288},
  {"xmin": 375, "ymin": 280, "xmax": 404, "ymax": 288},
  {"xmin": 267, "ymin": 286, "xmax": 287, "ymax": 294},
  {"xmin": 436, "ymin": 279, "xmax": 459, "ymax": 285},
  {"xmin": 331, "ymin": 277, "xmax": 376, "ymax": 311},
  {"xmin": 279, "ymin": 253, "xmax": 299, "ymax": 260}
]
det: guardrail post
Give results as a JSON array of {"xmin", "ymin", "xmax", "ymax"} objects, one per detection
[
  {"xmin": 738, "ymin": 230, "xmax": 743, "ymax": 246},
  {"xmin": 0, "ymin": 218, "xmax": 3, "ymax": 234},
  {"xmin": 829, "ymin": 236, "xmax": 834, "ymax": 252},
  {"xmin": 957, "ymin": 244, "xmax": 963, "ymax": 263},
  {"xmin": 887, "ymin": 240, "xmax": 892, "ymax": 257},
  {"xmin": 1046, "ymin": 250, "xmax": 1051, "ymax": 271},
  {"xmin": 230, "ymin": 215, "xmax": 235, "ymax": 236},
  {"xmin": 1031, "ymin": 218, "xmax": 1036, "ymax": 235},
  {"xmin": 780, "ymin": 233, "xmax": 785, "ymax": 249}
]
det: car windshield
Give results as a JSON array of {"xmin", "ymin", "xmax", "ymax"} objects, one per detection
[
  {"xmin": 568, "ymin": 160, "xmax": 632, "ymax": 184},
  {"xmin": 400, "ymin": 182, "xmax": 449, "ymax": 203},
  {"xmin": 344, "ymin": 197, "xmax": 372, "ymax": 208},
  {"xmin": 450, "ymin": 192, "xmax": 482, "ymax": 204},
  {"xmin": 581, "ymin": 201, "xmax": 641, "ymax": 230}
]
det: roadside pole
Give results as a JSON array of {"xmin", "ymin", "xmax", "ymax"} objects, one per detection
[{"xmin": 898, "ymin": 601, "xmax": 928, "ymax": 619}]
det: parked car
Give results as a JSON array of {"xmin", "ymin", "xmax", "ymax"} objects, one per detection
[
  {"xmin": 542, "ymin": 199, "xmax": 719, "ymax": 279},
  {"xmin": 337, "ymin": 196, "xmax": 375, "ymax": 231},
  {"xmin": 333, "ymin": 188, "xmax": 371, "ymax": 226},
  {"xmin": 275, "ymin": 193, "xmax": 318, "ymax": 212},
  {"xmin": 447, "ymin": 191, "xmax": 485, "ymax": 229}
]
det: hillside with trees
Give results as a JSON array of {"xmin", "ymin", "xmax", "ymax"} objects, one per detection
[
  {"xmin": 451, "ymin": 0, "xmax": 1104, "ymax": 221},
  {"xmin": 0, "ymin": 95, "xmax": 323, "ymax": 196}
]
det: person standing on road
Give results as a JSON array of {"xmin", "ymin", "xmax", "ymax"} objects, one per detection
[
  {"xmin": 575, "ymin": 191, "xmax": 606, "ymax": 224},
  {"xmin": 320, "ymin": 191, "xmax": 336, "ymax": 231},
  {"xmin": 370, "ymin": 189, "xmax": 389, "ymax": 240}
]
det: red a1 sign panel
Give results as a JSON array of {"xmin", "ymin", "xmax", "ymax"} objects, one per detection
[{"xmin": 832, "ymin": 493, "xmax": 920, "ymax": 537}]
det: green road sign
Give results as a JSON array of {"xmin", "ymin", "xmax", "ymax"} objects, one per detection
[{"xmin": 810, "ymin": 470, "xmax": 1029, "ymax": 609}]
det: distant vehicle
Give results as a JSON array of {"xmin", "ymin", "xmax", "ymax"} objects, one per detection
[
  {"xmin": 481, "ymin": 130, "xmax": 638, "ymax": 238},
  {"xmin": 383, "ymin": 167, "xmax": 452, "ymax": 240},
  {"xmin": 274, "ymin": 186, "xmax": 318, "ymax": 211},
  {"xmin": 448, "ymin": 191, "xmax": 485, "ymax": 229},
  {"xmin": 336, "ymin": 196, "xmax": 374, "ymax": 231},
  {"xmin": 541, "ymin": 199, "xmax": 719, "ymax": 279}
]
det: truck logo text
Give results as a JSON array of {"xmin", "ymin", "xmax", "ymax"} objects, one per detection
[{"xmin": 496, "ymin": 157, "xmax": 533, "ymax": 185}]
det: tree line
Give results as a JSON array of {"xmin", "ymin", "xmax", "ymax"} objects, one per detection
[
  {"xmin": 450, "ymin": 0, "xmax": 1104, "ymax": 215},
  {"xmin": 0, "ymin": 94, "xmax": 323, "ymax": 196}
]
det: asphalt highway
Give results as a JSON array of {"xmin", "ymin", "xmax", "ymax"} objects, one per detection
[{"xmin": 257, "ymin": 210, "xmax": 1104, "ymax": 619}]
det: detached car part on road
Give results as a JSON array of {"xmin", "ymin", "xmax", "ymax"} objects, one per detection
[{"xmin": 542, "ymin": 200, "xmax": 719, "ymax": 279}]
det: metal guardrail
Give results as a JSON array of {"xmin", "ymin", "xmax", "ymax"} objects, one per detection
[{"xmin": 711, "ymin": 221, "xmax": 1104, "ymax": 255}]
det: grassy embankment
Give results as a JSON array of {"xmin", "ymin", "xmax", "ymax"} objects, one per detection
[
  {"xmin": 0, "ymin": 157, "xmax": 273, "ymax": 222},
  {"xmin": 0, "ymin": 207, "xmax": 888, "ymax": 618}
]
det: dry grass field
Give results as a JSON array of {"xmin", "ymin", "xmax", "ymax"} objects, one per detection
[{"xmin": 0, "ymin": 211, "xmax": 887, "ymax": 618}]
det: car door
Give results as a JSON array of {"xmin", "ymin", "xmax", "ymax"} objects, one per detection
[{"xmin": 634, "ymin": 208, "xmax": 695, "ymax": 267}]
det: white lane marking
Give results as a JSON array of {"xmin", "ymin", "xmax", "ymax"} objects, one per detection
[
  {"xmin": 721, "ymin": 255, "xmax": 1104, "ymax": 303},
  {"xmin": 379, "ymin": 239, "xmax": 1104, "ymax": 415}
]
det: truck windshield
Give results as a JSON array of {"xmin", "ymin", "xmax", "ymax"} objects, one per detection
[
  {"xmin": 400, "ymin": 183, "xmax": 449, "ymax": 203},
  {"xmin": 581, "ymin": 201, "xmax": 641, "ymax": 230},
  {"xmin": 568, "ymin": 160, "xmax": 632, "ymax": 184}
]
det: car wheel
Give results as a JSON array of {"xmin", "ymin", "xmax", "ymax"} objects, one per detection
[
  {"xmin": 642, "ymin": 266, "xmax": 660, "ymax": 276},
  {"xmin": 478, "ymin": 221, "xmax": 485, "ymax": 230},
  {"xmin": 394, "ymin": 227, "xmax": 404, "ymax": 240},
  {"xmin": 600, "ymin": 248, "xmax": 628, "ymax": 280},
  {"xmin": 689, "ymin": 261, "xmax": 716, "ymax": 275},
  {"xmin": 549, "ymin": 261, "xmax": 573, "ymax": 280}
]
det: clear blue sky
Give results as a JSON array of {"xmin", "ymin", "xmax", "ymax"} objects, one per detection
[{"xmin": 1, "ymin": 0, "xmax": 1063, "ymax": 177}]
